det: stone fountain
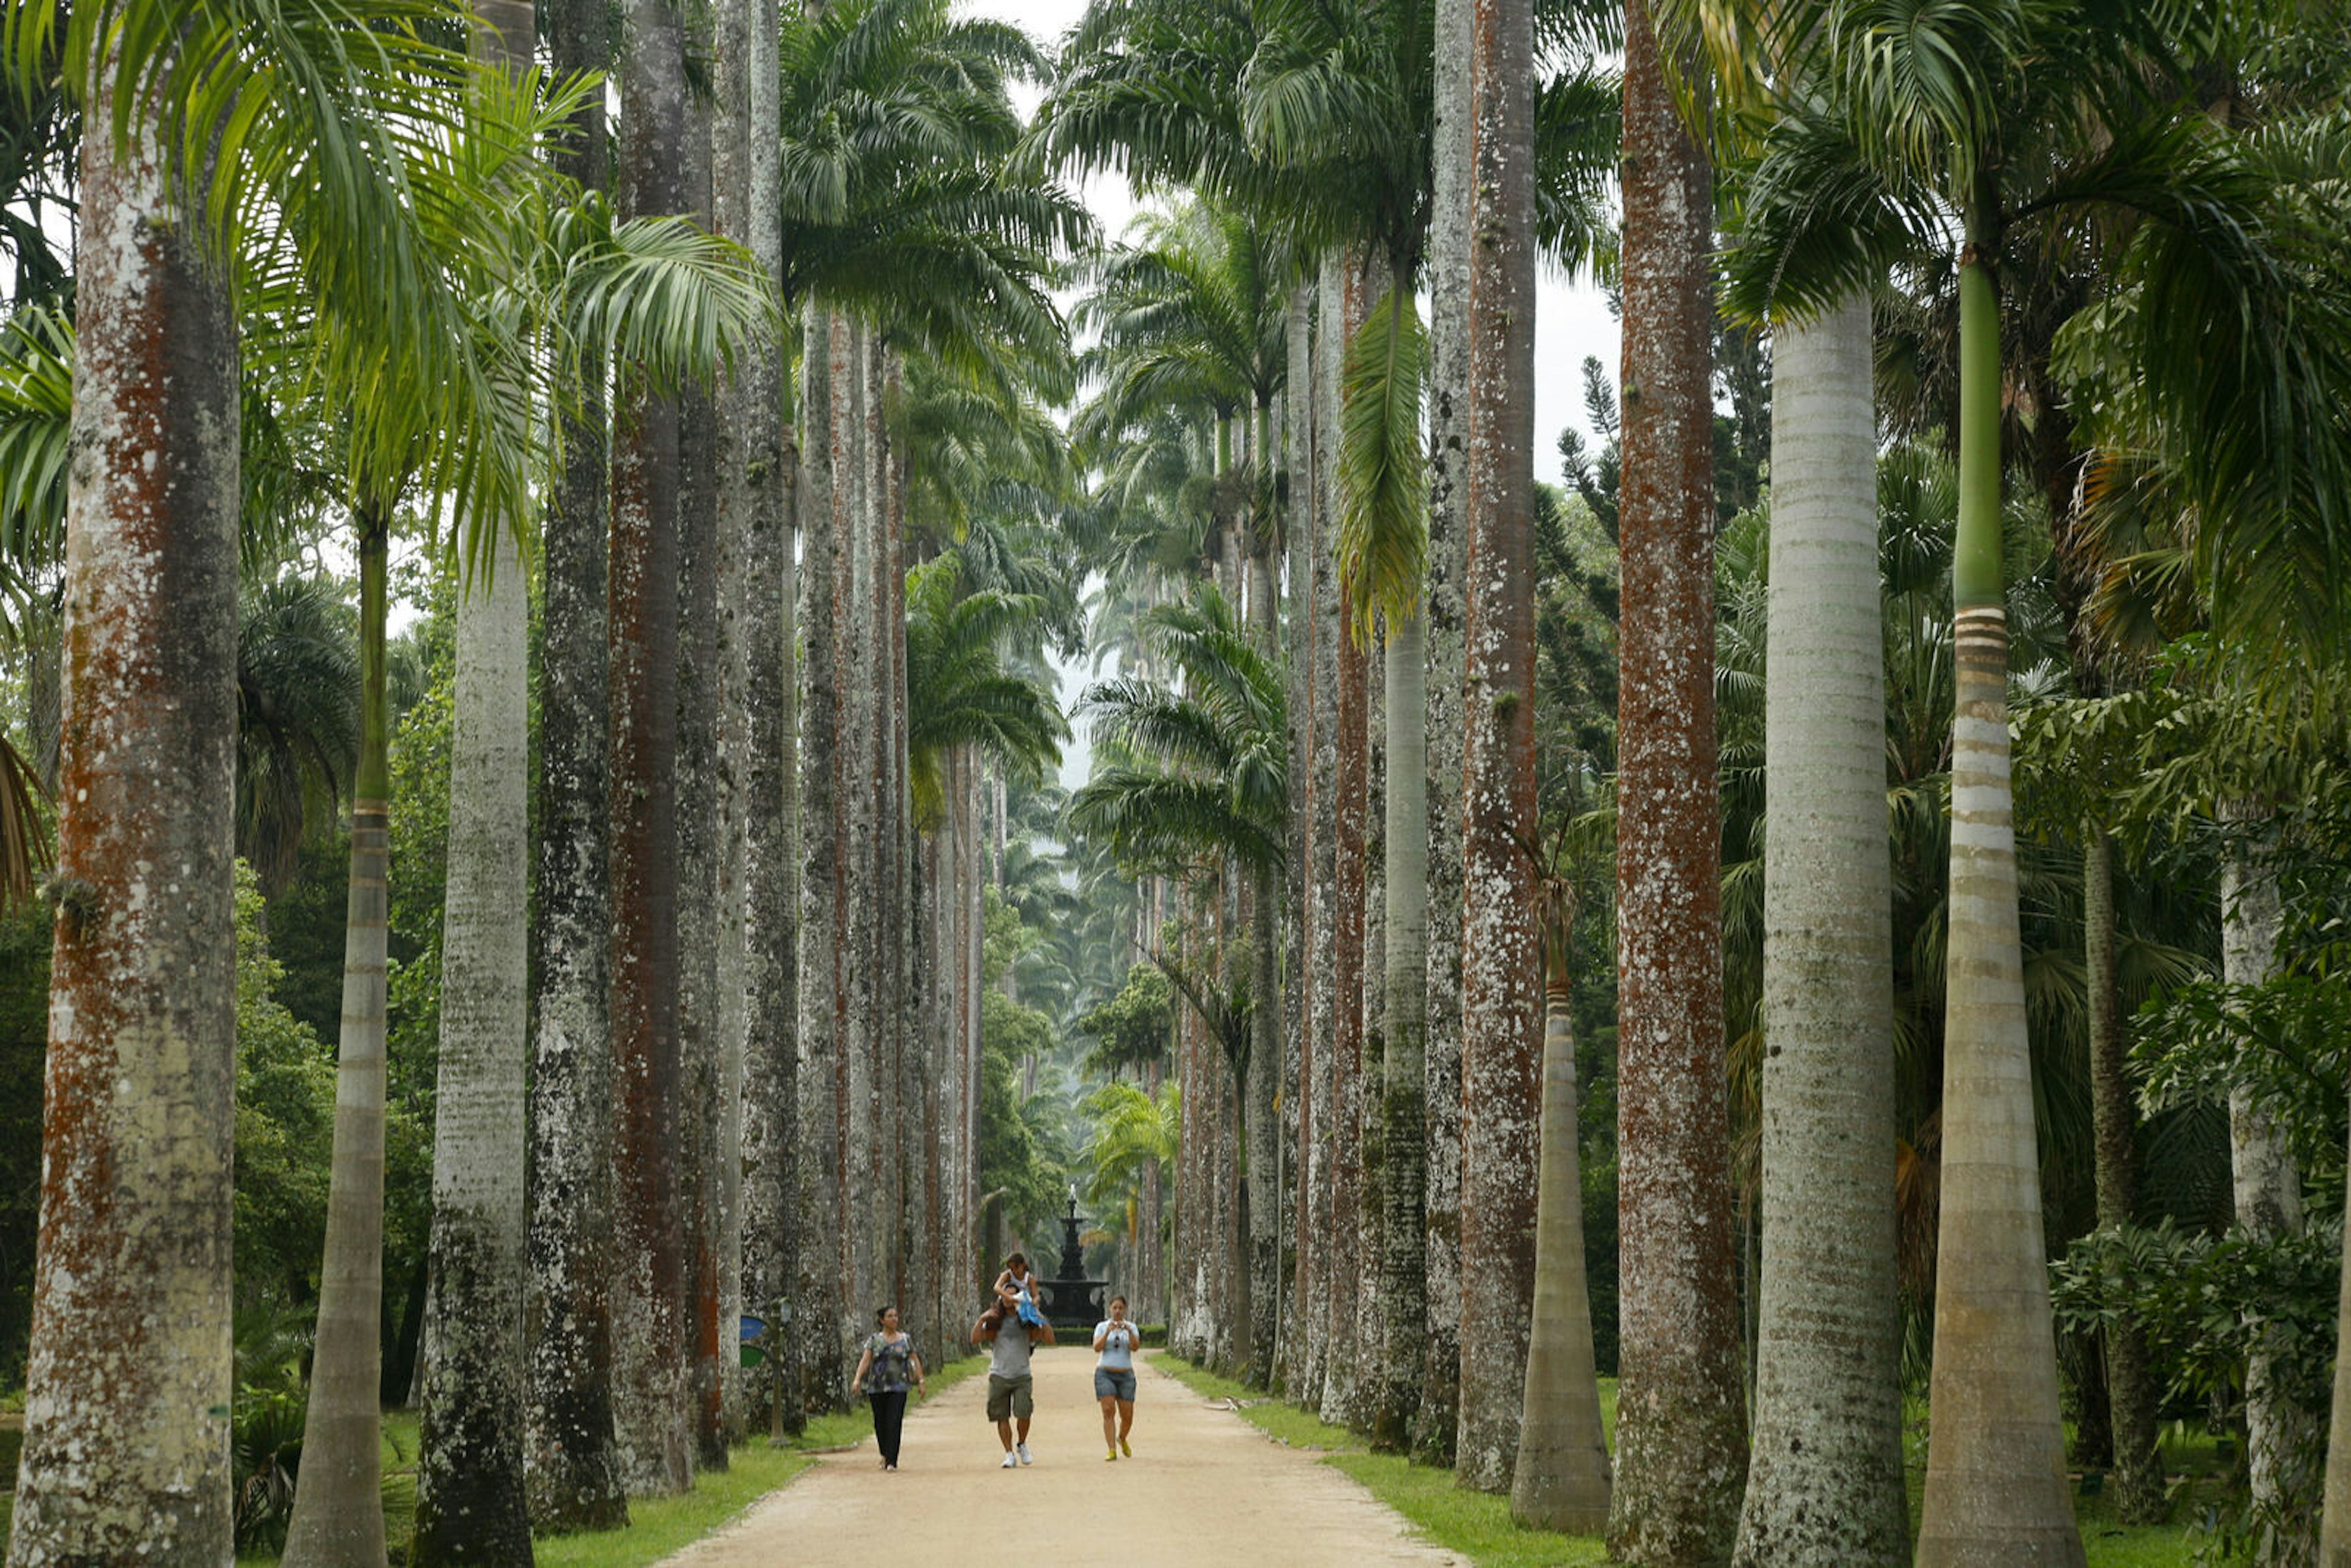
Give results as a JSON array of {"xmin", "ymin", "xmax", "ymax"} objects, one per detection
[{"xmin": 1037, "ymin": 1184, "xmax": 1108, "ymax": 1329}]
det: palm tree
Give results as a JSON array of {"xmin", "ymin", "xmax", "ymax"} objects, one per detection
[
  {"xmin": 411, "ymin": 5, "xmax": 537, "ymax": 1558},
  {"xmin": 1511, "ymin": 862, "xmax": 1613, "ymax": 1530},
  {"xmin": 1728, "ymin": 4, "xmax": 2347, "ymax": 1556},
  {"xmin": 528, "ymin": 0, "xmax": 628, "ymax": 1522},
  {"xmin": 2, "ymin": 0, "xmax": 524, "ymax": 1555},
  {"xmin": 1605, "ymin": 0, "xmax": 1747, "ymax": 1549},
  {"xmin": 1735, "ymin": 296, "xmax": 1908, "ymax": 1564},
  {"xmin": 5, "ymin": 29, "xmax": 242, "ymax": 1559},
  {"xmin": 235, "ymin": 576, "xmax": 363, "ymax": 898}
]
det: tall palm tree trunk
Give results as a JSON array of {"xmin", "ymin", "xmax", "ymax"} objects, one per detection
[
  {"xmin": 670, "ymin": 78, "xmax": 733, "ymax": 1469},
  {"xmin": 527, "ymin": 0, "xmax": 629, "ymax": 1525},
  {"xmin": 1416, "ymin": 0, "xmax": 1472, "ymax": 1465},
  {"xmin": 1512, "ymin": 972, "xmax": 1612, "ymax": 1529},
  {"xmin": 1733, "ymin": 296, "xmax": 1906, "ymax": 1566},
  {"xmin": 797, "ymin": 300, "xmax": 847, "ymax": 1414},
  {"xmin": 1455, "ymin": 0, "xmax": 1544, "ymax": 1496},
  {"xmin": 1606, "ymin": 0, "xmax": 1747, "ymax": 1546},
  {"xmin": 1373, "ymin": 607, "xmax": 1428, "ymax": 1451},
  {"xmin": 1914, "ymin": 255, "xmax": 2085, "ymax": 1568},
  {"xmin": 2222, "ymin": 831, "xmax": 2318, "ymax": 1559},
  {"xmin": 2083, "ymin": 826, "xmax": 2162, "ymax": 1525},
  {"xmin": 734, "ymin": 0, "xmax": 798, "ymax": 1431},
  {"xmin": 1322, "ymin": 251, "xmax": 1378, "ymax": 1430},
  {"xmin": 1300, "ymin": 261, "xmax": 1344, "ymax": 1411},
  {"xmin": 411, "ymin": 11, "xmax": 541, "ymax": 1556},
  {"xmin": 1281, "ymin": 282, "xmax": 1319, "ymax": 1397},
  {"xmin": 285, "ymin": 509, "xmax": 395, "ymax": 1568},
  {"xmin": 414, "ymin": 516, "xmax": 533, "ymax": 1562},
  {"xmin": 6, "ymin": 84, "xmax": 239, "ymax": 1560}
]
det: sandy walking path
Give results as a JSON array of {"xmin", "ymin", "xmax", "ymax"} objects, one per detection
[{"xmin": 660, "ymin": 1347, "xmax": 1464, "ymax": 1566}]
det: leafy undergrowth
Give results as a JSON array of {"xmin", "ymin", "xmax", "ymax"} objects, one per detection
[{"xmin": 1147, "ymin": 1351, "xmax": 1612, "ymax": 1566}]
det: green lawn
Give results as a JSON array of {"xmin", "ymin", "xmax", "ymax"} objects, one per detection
[{"xmin": 1149, "ymin": 1354, "xmax": 2211, "ymax": 1568}]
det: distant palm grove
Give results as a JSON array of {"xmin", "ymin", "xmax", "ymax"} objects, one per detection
[{"xmin": 1, "ymin": 0, "xmax": 2349, "ymax": 1564}]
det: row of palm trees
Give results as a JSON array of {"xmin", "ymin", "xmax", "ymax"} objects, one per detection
[
  {"xmin": 2, "ymin": 0, "xmax": 1086, "ymax": 1561},
  {"xmin": 1046, "ymin": 2, "xmax": 2351, "ymax": 1567}
]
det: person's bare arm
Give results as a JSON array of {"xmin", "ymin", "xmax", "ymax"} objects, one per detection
[
  {"xmin": 850, "ymin": 1344, "xmax": 874, "ymax": 1395},
  {"xmin": 1093, "ymin": 1324, "xmax": 1108, "ymax": 1352}
]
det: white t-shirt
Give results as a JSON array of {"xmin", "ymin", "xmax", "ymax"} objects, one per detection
[{"xmin": 1094, "ymin": 1320, "xmax": 1136, "ymax": 1370}]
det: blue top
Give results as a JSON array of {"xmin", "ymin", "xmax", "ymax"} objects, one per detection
[{"xmin": 1094, "ymin": 1321, "xmax": 1137, "ymax": 1370}]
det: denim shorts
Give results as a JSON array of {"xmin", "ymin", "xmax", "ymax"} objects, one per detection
[{"xmin": 1093, "ymin": 1367, "xmax": 1137, "ymax": 1402}]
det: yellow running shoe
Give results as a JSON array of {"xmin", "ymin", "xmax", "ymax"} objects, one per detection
[
  {"xmin": 1105, "ymin": 1450, "xmax": 1119, "ymax": 1462},
  {"xmin": 1119, "ymin": 1437, "xmax": 1132, "ymax": 1457}
]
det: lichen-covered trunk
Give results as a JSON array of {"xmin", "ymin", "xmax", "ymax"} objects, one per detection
[
  {"xmin": 1914, "ymin": 257, "xmax": 2084, "ymax": 1568},
  {"xmin": 1373, "ymin": 610, "xmax": 1428, "ymax": 1452},
  {"xmin": 1512, "ymin": 983, "xmax": 1612, "ymax": 1530},
  {"xmin": 2222, "ymin": 833, "xmax": 2319, "ymax": 1562},
  {"xmin": 672, "ymin": 73, "xmax": 733, "ymax": 1473},
  {"xmin": 526, "ymin": 0, "xmax": 628, "ymax": 1525},
  {"xmin": 1417, "ymin": 0, "xmax": 1472, "ymax": 1465},
  {"xmin": 1321, "ymin": 251, "xmax": 1378, "ymax": 1430},
  {"xmin": 1455, "ymin": 0, "xmax": 1545, "ymax": 1497},
  {"xmin": 838, "ymin": 327, "xmax": 879, "ymax": 1354},
  {"xmin": 1605, "ymin": 0, "xmax": 1749, "ymax": 1545},
  {"xmin": 1280, "ymin": 283, "xmax": 1318, "ymax": 1397},
  {"xmin": 1248, "ymin": 523, "xmax": 1282, "ymax": 1387},
  {"xmin": 6, "ymin": 77, "xmax": 239, "ymax": 1561},
  {"xmin": 1300, "ymin": 258, "xmax": 1344, "ymax": 1412},
  {"xmin": 414, "ymin": 512, "xmax": 533, "ymax": 1564},
  {"xmin": 285, "ymin": 514, "xmax": 394, "ymax": 1568},
  {"xmin": 796, "ymin": 301, "xmax": 847, "ymax": 1414},
  {"xmin": 1733, "ymin": 296, "xmax": 1905, "ymax": 1567},
  {"xmin": 735, "ymin": 321, "xmax": 799, "ymax": 1446},
  {"xmin": 2083, "ymin": 827, "xmax": 2163, "ymax": 1527},
  {"xmin": 411, "ymin": 12, "xmax": 548, "ymax": 1556}
]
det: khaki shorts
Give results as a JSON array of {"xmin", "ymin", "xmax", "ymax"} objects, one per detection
[{"xmin": 986, "ymin": 1372, "xmax": 1034, "ymax": 1422}]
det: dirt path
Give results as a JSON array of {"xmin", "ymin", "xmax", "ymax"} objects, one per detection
[{"xmin": 660, "ymin": 1348, "xmax": 1464, "ymax": 1567}]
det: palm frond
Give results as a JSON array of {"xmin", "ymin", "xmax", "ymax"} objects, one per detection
[{"xmin": 1335, "ymin": 282, "xmax": 1428, "ymax": 635}]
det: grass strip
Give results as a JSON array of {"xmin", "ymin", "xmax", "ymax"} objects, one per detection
[{"xmin": 1145, "ymin": 1352, "xmax": 1608, "ymax": 1566}]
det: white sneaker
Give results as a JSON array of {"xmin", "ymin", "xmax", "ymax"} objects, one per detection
[
  {"xmin": 1016, "ymin": 1442, "xmax": 1033, "ymax": 1466},
  {"xmin": 1000, "ymin": 1452, "xmax": 1018, "ymax": 1469}
]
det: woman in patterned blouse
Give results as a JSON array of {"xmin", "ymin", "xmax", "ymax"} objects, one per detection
[{"xmin": 852, "ymin": 1304, "xmax": 927, "ymax": 1470}]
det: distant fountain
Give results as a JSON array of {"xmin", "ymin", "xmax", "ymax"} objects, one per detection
[{"xmin": 1038, "ymin": 1184, "xmax": 1107, "ymax": 1329}]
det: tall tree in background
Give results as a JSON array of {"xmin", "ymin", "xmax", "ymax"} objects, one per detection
[
  {"xmin": 609, "ymin": 0, "xmax": 694, "ymax": 1494},
  {"xmin": 528, "ymin": 0, "xmax": 628, "ymax": 1521},
  {"xmin": 1453, "ymin": 0, "xmax": 1543, "ymax": 1496},
  {"xmin": 1605, "ymin": 0, "xmax": 1747, "ymax": 1550},
  {"xmin": 412, "ymin": 2, "xmax": 536, "ymax": 1558}
]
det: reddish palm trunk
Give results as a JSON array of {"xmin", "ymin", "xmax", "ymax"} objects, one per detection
[
  {"xmin": 7, "ymin": 86, "xmax": 239, "ymax": 1561},
  {"xmin": 1605, "ymin": 0, "xmax": 1748, "ymax": 1550},
  {"xmin": 1454, "ymin": 0, "xmax": 1543, "ymax": 1495}
]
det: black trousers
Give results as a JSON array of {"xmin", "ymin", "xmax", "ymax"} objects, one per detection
[{"xmin": 871, "ymin": 1389, "xmax": 909, "ymax": 1466}]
